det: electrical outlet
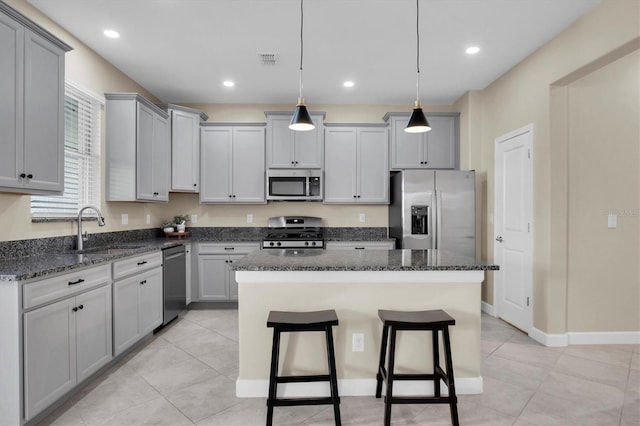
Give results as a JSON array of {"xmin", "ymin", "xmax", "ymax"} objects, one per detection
[
  {"xmin": 359, "ymin": 213, "xmax": 366, "ymax": 223},
  {"xmin": 352, "ymin": 333, "xmax": 365, "ymax": 352},
  {"xmin": 247, "ymin": 214, "xmax": 253, "ymax": 224},
  {"xmin": 121, "ymin": 213, "xmax": 128, "ymax": 225},
  {"xmin": 191, "ymin": 214, "xmax": 198, "ymax": 224},
  {"xmin": 608, "ymin": 213, "xmax": 617, "ymax": 228},
  {"xmin": 146, "ymin": 214, "xmax": 151, "ymax": 225}
]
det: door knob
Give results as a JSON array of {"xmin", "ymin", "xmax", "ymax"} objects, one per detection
[{"xmin": 495, "ymin": 236, "xmax": 503, "ymax": 243}]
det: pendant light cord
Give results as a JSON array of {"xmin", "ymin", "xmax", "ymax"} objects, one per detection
[
  {"xmin": 415, "ymin": 0, "xmax": 420, "ymax": 103},
  {"xmin": 298, "ymin": 0, "xmax": 304, "ymax": 100}
]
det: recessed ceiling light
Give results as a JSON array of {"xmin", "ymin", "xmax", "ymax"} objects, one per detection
[
  {"xmin": 465, "ymin": 46, "xmax": 480, "ymax": 55},
  {"xmin": 343, "ymin": 81, "xmax": 355, "ymax": 88},
  {"xmin": 103, "ymin": 29, "xmax": 120, "ymax": 39},
  {"xmin": 223, "ymin": 81, "xmax": 235, "ymax": 87}
]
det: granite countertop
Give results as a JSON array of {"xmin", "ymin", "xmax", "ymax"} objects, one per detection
[
  {"xmin": 0, "ymin": 239, "xmax": 184, "ymax": 282},
  {"xmin": 232, "ymin": 249, "xmax": 499, "ymax": 272}
]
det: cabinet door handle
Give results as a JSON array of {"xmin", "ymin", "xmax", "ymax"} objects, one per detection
[
  {"xmin": 72, "ymin": 306, "xmax": 78, "ymax": 312},
  {"xmin": 137, "ymin": 261, "xmax": 148, "ymax": 266},
  {"xmin": 68, "ymin": 278, "xmax": 85, "ymax": 286},
  {"xmin": 19, "ymin": 173, "xmax": 26, "ymax": 179},
  {"xmin": 140, "ymin": 280, "xmax": 147, "ymax": 285},
  {"xmin": 193, "ymin": 183, "xmax": 197, "ymax": 187},
  {"xmin": 78, "ymin": 304, "xmax": 84, "ymax": 310},
  {"xmin": 27, "ymin": 174, "xmax": 33, "ymax": 179}
]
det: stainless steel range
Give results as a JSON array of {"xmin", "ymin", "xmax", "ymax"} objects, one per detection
[{"xmin": 262, "ymin": 216, "xmax": 324, "ymax": 249}]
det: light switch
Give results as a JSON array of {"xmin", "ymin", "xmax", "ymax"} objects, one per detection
[
  {"xmin": 247, "ymin": 214, "xmax": 253, "ymax": 224},
  {"xmin": 121, "ymin": 213, "xmax": 128, "ymax": 225},
  {"xmin": 191, "ymin": 214, "xmax": 198, "ymax": 224},
  {"xmin": 608, "ymin": 213, "xmax": 617, "ymax": 228},
  {"xmin": 359, "ymin": 213, "xmax": 366, "ymax": 223}
]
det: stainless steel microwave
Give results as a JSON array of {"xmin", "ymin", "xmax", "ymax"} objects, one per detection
[{"xmin": 266, "ymin": 169, "xmax": 322, "ymax": 201}]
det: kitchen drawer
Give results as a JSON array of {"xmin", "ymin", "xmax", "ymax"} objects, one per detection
[
  {"xmin": 198, "ymin": 242, "xmax": 259, "ymax": 255},
  {"xmin": 112, "ymin": 251, "xmax": 162, "ymax": 280},
  {"xmin": 325, "ymin": 241, "xmax": 395, "ymax": 250},
  {"xmin": 23, "ymin": 264, "xmax": 111, "ymax": 310}
]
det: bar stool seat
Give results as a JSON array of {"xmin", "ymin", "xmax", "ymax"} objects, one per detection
[
  {"xmin": 266, "ymin": 309, "xmax": 341, "ymax": 426},
  {"xmin": 375, "ymin": 309, "xmax": 459, "ymax": 426}
]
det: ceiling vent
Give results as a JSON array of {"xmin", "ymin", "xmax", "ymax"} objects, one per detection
[{"xmin": 259, "ymin": 53, "xmax": 277, "ymax": 66}]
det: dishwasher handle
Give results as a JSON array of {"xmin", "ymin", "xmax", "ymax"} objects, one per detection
[{"xmin": 164, "ymin": 252, "xmax": 185, "ymax": 261}]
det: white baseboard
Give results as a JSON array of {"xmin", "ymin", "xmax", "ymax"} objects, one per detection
[
  {"xmin": 529, "ymin": 327, "xmax": 569, "ymax": 347},
  {"xmin": 236, "ymin": 377, "xmax": 483, "ymax": 398},
  {"xmin": 481, "ymin": 301, "xmax": 497, "ymax": 317},
  {"xmin": 529, "ymin": 327, "xmax": 640, "ymax": 347}
]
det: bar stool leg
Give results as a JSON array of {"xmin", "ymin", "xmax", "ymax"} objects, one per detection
[
  {"xmin": 432, "ymin": 329, "xmax": 441, "ymax": 397},
  {"xmin": 375, "ymin": 324, "xmax": 389, "ymax": 398},
  {"xmin": 324, "ymin": 325, "xmax": 342, "ymax": 425},
  {"xmin": 384, "ymin": 327, "xmax": 397, "ymax": 426},
  {"xmin": 266, "ymin": 328, "xmax": 281, "ymax": 426},
  {"xmin": 443, "ymin": 327, "xmax": 459, "ymax": 426}
]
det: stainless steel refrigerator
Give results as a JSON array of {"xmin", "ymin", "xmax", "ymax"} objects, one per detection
[{"xmin": 389, "ymin": 170, "xmax": 476, "ymax": 258}]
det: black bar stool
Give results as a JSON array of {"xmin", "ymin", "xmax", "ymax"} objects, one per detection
[
  {"xmin": 375, "ymin": 309, "xmax": 459, "ymax": 426},
  {"xmin": 266, "ymin": 309, "xmax": 341, "ymax": 426}
]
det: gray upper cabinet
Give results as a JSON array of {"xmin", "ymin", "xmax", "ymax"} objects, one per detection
[
  {"xmin": 385, "ymin": 112, "xmax": 459, "ymax": 170},
  {"xmin": 0, "ymin": 3, "xmax": 71, "ymax": 194},
  {"xmin": 266, "ymin": 112, "xmax": 325, "ymax": 168},
  {"xmin": 105, "ymin": 93, "xmax": 170, "ymax": 202},
  {"xmin": 200, "ymin": 124, "xmax": 266, "ymax": 203},
  {"xmin": 159, "ymin": 104, "xmax": 208, "ymax": 193},
  {"xmin": 324, "ymin": 125, "xmax": 389, "ymax": 204}
]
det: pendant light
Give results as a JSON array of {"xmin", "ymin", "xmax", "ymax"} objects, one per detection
[
  {"xmin": 405, "ymin": 0, "xmax": 431, "ymax": 133},
  {"xmin": 289, "ymin": 0, "xmax": 315, "ymax": 131}
]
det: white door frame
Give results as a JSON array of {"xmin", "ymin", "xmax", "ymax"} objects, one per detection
[{"xmin": 493, "ymin": 124, "xmax": 534, "ymax": 333}]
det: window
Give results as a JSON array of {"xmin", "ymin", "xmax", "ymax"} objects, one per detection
[{"xmin": 31, "ymin": 82, "xmax": 103, "ymax": 220}]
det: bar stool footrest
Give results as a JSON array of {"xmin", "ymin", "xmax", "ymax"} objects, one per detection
[
  {"xmin": 390, "ymin": 373, "xmax": 446, "ymax": 381},
  {"xmin": 276, "ymin": 374, "xmax": 331, "ymax": 384},
  {"xmin": 387, "ymin": 396, "xmax": 456, "ymax": 405},
  {"xmin": 271, "ymin": 397, "xmax": 339, "ymax": 407}
]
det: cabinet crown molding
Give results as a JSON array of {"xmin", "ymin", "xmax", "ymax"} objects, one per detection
[
  {"xmin": 157, "ymin": 103, "xmax": 208, "ymax": 122},
  {"xmin": 0, "ymin": 2, "xmax": 72, "ymax": 52},
  {"xmin": 105, "ymin": 93, "xmax": 169, "ymax": 119}
]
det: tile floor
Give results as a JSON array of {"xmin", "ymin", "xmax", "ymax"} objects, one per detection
[{"xmin": 40, "ymin": 309, "xmax": 639, "ymax": 425}]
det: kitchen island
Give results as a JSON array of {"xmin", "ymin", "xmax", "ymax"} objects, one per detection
[{"xmin": 232, "ymin": 249, "xmax": 498, "ymax": 398}]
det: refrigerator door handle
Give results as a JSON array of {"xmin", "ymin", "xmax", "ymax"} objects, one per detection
[{"xmin": 436, "ymin": 191, "xmax": 443, "ymax": 250}]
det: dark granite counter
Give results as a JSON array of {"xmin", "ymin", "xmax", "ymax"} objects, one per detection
[
  {"xmin": 232, "ymin": 249, "xmax": 498, "ymax": 272},
  {"xmin": 0, "ymin": 239, "xmax": 183, "ymax": 282}
]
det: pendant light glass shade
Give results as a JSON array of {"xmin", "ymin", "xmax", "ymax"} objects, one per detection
[
  {"xmin": 405, "ymin": 0, "xmax": 431, "ymax": 134},
  {"xmin": 290, "ymin": 98, "xmax": 315, "ymax": 131},
  {"xmin": 405, "ymin": 100, "xmax": 431, "ymax": 133},
  {"xmin": 289, "ymin": 0, "xmax": 315, "ymax": 131}
]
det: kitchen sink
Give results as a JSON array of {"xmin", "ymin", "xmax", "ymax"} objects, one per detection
[{"xmin": 76, "ymin": 245, "xmax": 146, "ymax": 255}]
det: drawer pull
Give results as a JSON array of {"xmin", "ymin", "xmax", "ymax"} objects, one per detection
[
  {"xmin": 68, "ymin": 278, "xmax": 85, "ymax": 286},
  {"xmin": 137, "ymin": 261, "xmax": 148, "ymax": 266},
  {"xmin": 224, "ymin": 247, "xmax": 235, "ymax": 251},
  {"xmin": 355, "ymin": 247, "xmax": 365, "ymax": 250}
]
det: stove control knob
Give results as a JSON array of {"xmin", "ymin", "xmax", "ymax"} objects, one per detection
[
  {"xmin": 305, "ymin": 241, "xmax": 309, "ymax": 246},
  {"xmin": 276, "ymin": 242, "xmax": 281, "ymax": 247},
  {"xmin": 269, "ymin": 242, "xmax": 275, "ymax": 247},
  {"xmin": 311, "ymin": 241, "xmax": 316, "ymax": 247}
]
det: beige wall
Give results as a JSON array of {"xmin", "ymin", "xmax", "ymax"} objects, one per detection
[
  {"xmin": 462, "ymin": 0, "xmax": 639, "ymax": 333},
  {"xmin": 565, "ymin": 50, "xmax": 639, "ymax": 332}
]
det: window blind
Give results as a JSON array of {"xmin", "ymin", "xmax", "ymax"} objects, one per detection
[{"xmin": 31, "ymin": 82, "xmax": 102, "ymax": 219}]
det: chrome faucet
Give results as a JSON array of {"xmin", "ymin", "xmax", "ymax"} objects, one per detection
[{"xmin": 77, "ymin": 206, "xmax": 106, "ymax": 251}]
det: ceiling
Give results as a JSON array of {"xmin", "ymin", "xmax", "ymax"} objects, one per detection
[{"xmin": 29, "ymin": 0, "xmax": 600, "ymax": 106}]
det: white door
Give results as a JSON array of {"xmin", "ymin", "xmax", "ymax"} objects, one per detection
[{"xmin": 494, "ymin": 125, "xmax": 533, "ymax": 332}]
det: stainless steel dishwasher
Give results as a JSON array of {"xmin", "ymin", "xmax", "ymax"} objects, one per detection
[{"xmin": 161, "ymin": 244, "xmax": 186, "ymax": 326}]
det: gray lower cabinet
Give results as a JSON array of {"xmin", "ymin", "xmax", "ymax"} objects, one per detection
[
  {"xmin": 23, "ymin": 271, "xmax": 112, "ymax": 421},
  {"xmin": 0, "ymin": 3, "xmax": 71, "ymax": 194},
  {"xmin": 385, "ymin": 112, "xmax": 459, "ymax": 170},
  {"xmin": 197, "ymin": 243, "xmax": 259, "ymax": 301},
  {"xmin": 112, "ymin": 252, "xmax": 163, "ymax": 356},
  {"xmin": 200, "ymin": 124, "xmax": 266, "ymax": 203},
  {"xmin": 325, "ymin": 241, "xmax": 395, "ymax": 250},
  {"xmin": 324, "ymin": 125, "xmax": 389, "ymax": 204}
]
